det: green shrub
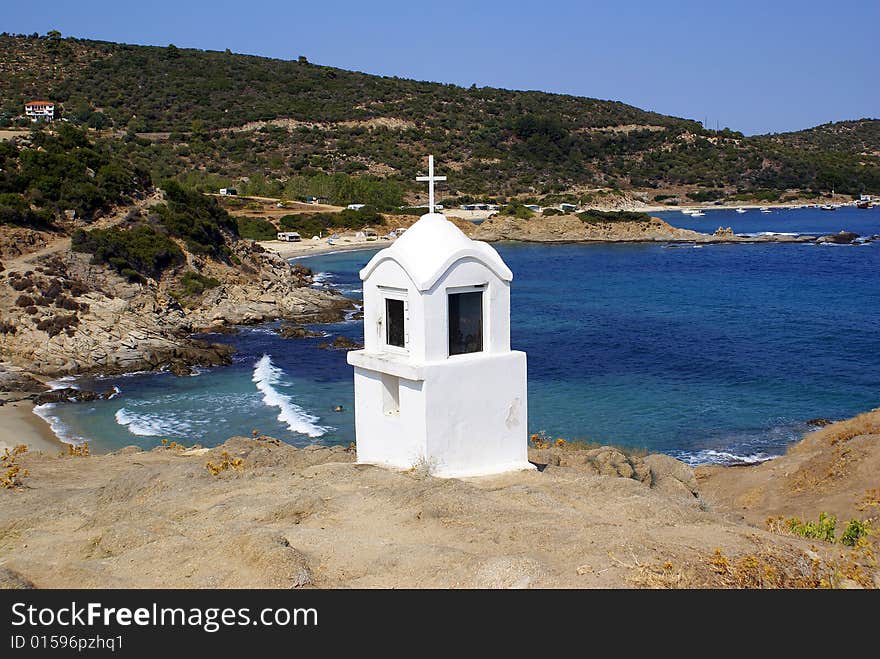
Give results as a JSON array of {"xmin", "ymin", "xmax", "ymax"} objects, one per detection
[
  {"xmin": 499, "ymin": 204, "xmax": 534, "ymax": 219},
  {"xmin": 71, "ymin": 225, "xmax": 185, "ymax": 280},
  {"xmin": 686, "ymin": 189, "xmax": 725, "ymax": 202},
  {"xmin": 0, "ymin": 125, "xmax": 148, "ymax": 225},
  {"xmin": 541, "ymin": 207, "xmax": 563, "ymax": 216},
  {"xmin": 577, "ymin": 210, "xmax": 651, "ymax": 224},
  {"xmin": 151, "ymin": 180, "xmax": 238, "ymax": 259},
  {"xmin": 0, "ymin": 193, "xmax": 54, "ymax": 228},
  {"xmin": 279, "ymin": 207, "xmax": 384, "ymax": 237},
  {"xmin": 176, "ymin": 271, "xmax": 220, "ymax": 298},
  {"xmin": 786, "ymin": 513, "xmax": 837, "ymax": 543},
  {"xmin": 839, "ymin": 519, "xmax": 869, "ymax": 547},
  {"xmin": 236, "ymin": 216, "xmax": 277, "ymax": 240}
]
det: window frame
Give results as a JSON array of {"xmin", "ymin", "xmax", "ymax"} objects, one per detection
[
  {"xmin": 446, "ymin": 284, "xmax": 486, "ymax": 358},
  {"xmin": 379, "ymin": 286, "xmax": 409, "ymax": 354}
]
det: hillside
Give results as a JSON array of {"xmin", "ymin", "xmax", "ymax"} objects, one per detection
[{"xmin": 2, "ymin": 33, "xmax": 878, "ymax": 201}]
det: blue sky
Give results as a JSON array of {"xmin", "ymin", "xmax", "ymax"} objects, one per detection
[{"xmin": 4, "ymin": 0, "xmax": 877, "ymax": 135}]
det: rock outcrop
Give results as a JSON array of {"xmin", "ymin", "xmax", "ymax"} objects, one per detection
[
  {"xmin": 472, "ymin": 214, "xmax": 812, "ymax": 244},
  {"xmin": 0, "ymin": 235, "xmax": 353, "ymax": 377}
]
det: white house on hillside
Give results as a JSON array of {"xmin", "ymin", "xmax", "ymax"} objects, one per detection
[{"xmin": 24, "ymin": 100, "xmax": 55, "ymax": 121}]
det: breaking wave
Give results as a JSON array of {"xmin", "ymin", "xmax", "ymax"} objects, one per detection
[
  {"xmin": 252, "ymin": 354, "xmax": 326, "ymax": 437},
  {"xmin": 114, "ymin": 408, "xmax": 194, "ymax": 437},
  {"xmin": 673, "ymin": 448, "xmax": 774, "ymax": 467},
  {"xmin": 32, "ymin": 403, "xmax": 86, "ymax": 446}
]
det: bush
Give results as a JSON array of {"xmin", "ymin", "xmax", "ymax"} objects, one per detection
[
  {"xmin": 0, "ymin": 126, "xmax": 149, "ymax": 225},
  {"xmin": 151, "ymin": 180, "xmax": 238, "ymax": 259},
  {"xmin": 686, "ymin": 189, "xmax": 725, "ymax": 202},
  {"xmin": 36, "ymin": 314, "xmax": 79, "ymax": 337},
  {"xmin": 0, "ymin": 193, "xmax": 55, "ymax": 228},
  {"xmin": 839, "ymin": 519, "xmax": 870, "ymax": 547},
  {"xmin": 236, "ymin": 216, "xmax": 277, "ymax": 240},
  {"xmin": 541, "ymin": 207, "xmax": 563, "ymax": 216},
  {"xmin": 176, "ymin": 271, "xmax": 220, "ymax": 298},
  {"xmin": 11, "ymin": 279, "xmax": 32, "ymax": 291},
  {"xmin": 786, "ymin": 513, "xmax": 837, "ymax": 543},
  {"xmin": 499, "ymin": 204, "xmax": 535, "ymax": 219},
  {"xmin": 577, "ymin": 210, "xmax": 651, "ymax": 224},
  {"xmin": 279, "ymin": 207, "xmax": 384, "ymax": 237},
  {"xmin": 71, "ymin": 225, "xmax": 185, "ymax": 280},
  {"xmin": 15, "ymin": 294, "xmax": 35, "ymax": 307},
  {"xmin": 55, "ymin": 294, "xmax": 86, "ymax": 312}
]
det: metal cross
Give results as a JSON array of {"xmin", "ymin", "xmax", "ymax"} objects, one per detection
[{"xmin": 415, "ymin": 155, "xmax": 446, "ymax": 214}]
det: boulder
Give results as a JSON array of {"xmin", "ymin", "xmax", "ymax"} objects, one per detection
[
  {"xmin": 33, "ymin": 387, "xmax": 117, "ymax": 405},
  {"xmin": 817, "ymin": 231, "xmax": 859, "ymax": 244},
  {"xmin": 318, "ymin": 336, "xmax": 363, "ymax": 351},
  {"xmin": 277, "ymin": 325, "xmax": 322, "ymax": 339},
  {"xmin": 642, "ymin": 453, "xmax": 700, "ymax": 503}
]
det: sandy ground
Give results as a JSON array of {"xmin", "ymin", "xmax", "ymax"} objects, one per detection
[
  {"xmin": 1, "ymin": 417, "xmax": 877, "ymax": 589},
  {"xmin": 0, "ymin": 397, "xmax": 65, "ymax": 455},
  {"xmin": 698, "ymin": 409, "xmax": 880, "ymax": 527},
  {"xmin": 259, "ymin": 236, "xmax": 393, "ymax": 259}
]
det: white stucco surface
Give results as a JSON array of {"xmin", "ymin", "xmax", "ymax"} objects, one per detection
[
  {"xmin": 347, "ymin": 210, "xmax": 532, "ymax": 478},
  {"xmin": 360, "ymin": 213, "xmax": 512, "ymax": 291}
]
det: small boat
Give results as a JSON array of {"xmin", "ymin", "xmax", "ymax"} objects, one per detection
[
  {"xmin": 690, "ymin": 211, "xmax": 705, "ymax": 217},
  {"xmin": 820, "ymin": 204, "xmax": 836, "ymax": 211},
  {"xmin": 736, "ymin": 208, "xmax": 747, "ymax": 214},
  {"xmin": 856, "ymin": 200, "xmax": 871, "ymax": 209},
  {"xmin": 760, "ymin": 207, "xmax": 772, "ymax": 214}
]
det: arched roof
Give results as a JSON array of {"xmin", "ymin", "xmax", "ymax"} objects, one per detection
[{"xmin": 359, "ymin": 213, "xmax": 513, "ymax": 291}]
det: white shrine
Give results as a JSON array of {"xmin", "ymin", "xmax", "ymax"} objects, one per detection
[{"xmin": 347, "ymin": 156, "xmax": 533, "ymax": 477}]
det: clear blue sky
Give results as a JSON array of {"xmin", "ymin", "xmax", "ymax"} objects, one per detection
[{"xmin": 4, "ymin": 0, "xmax": 878, "ymax": 135}]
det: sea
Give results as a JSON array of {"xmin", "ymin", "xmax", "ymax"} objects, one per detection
[{"xmin": 36, "ymin": 205, "xmax": 880, "ymax": 466}]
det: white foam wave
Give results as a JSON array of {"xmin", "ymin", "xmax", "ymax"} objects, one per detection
[
  {"xmin": 114, "ymin": 408, "xmax": 193, "ymax": 437},
  {"xmin": 311, "ymin": 272, "xmax": 333, "ymax": 286},
  {"xmin": 32, "ymin": 403, "xmax": 87, "ymax": 446},
  {"xmin": 46, "ymin": 376, "xmax": 79, "ymax": 390},
  {"xmin": 737, "ymin": 232, "xmax": 801, "ymax": 238},
  {"xmin": 674, "ymin": 449, "xmax": 774, "ymax": 467},
  {"xmin": 251, "ymin": 354, "xmax": 326, "ymax": 437}
]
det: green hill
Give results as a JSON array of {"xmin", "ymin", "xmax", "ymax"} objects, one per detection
[{"xmin": 1, "ymin": 32, "xmax": 878, "ymax": 199}]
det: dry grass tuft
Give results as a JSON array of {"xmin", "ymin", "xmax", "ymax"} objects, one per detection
[
  {"xmin": 1, "ymin": 445, "xmax": 29, "ymax": 489},
  {"xmin": 206, "ymin": 451, "xmax": 243, "ymax": 476},
  {"xmin": 65, "ymin": 442, "xmax": 90, "ymax": 457}
]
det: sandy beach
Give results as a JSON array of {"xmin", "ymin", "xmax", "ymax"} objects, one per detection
[
  {"xmin": 258, "ymin": 236, "xmax": 395, "ymax": 259},
  {"xmin": 0, "ymin": 396, "xmax": 66, "ymax": 454}
]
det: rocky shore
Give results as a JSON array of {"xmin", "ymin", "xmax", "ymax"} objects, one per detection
[
  {"xmin": 0, "ymin": 230, "xmax": 352, "ymax": 380},
  {"xmin": 472, "ymin": 214, "xmax": 816, "ymax": 244},
  {"xmin": 1, "ymin": 411, "xmax": 877, "ymax": 589}
]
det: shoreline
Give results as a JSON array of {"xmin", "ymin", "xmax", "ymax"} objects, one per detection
[
  {"xmin": 258, "ymin": 237, "xmax": 392, "ymax": 260},
  {"xmin": 0, "ymin": 396, "xmax": 68, "ymax": 454},
  {"xmin": 637, "ymin": 201, "xmax": 826, "ymax": 214}
]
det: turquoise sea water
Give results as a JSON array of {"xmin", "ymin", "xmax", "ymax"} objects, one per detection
[{"xmin": 38, "ymin": 206, "xmax": 880, "ymax": 465}]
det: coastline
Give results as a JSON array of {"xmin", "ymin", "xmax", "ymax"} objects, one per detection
[
  {"xmin": 258, "ymin": 236, "xmax": 393, "ymax": 259},
  {"xmin": 0, "ymin": 396, "xmax": 67, "ymax": 454}
]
